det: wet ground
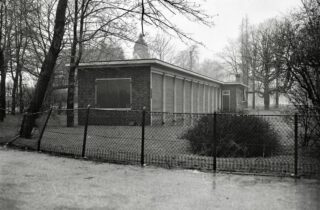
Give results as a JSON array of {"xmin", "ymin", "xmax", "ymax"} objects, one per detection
[{"xmin": 0, "ymin": 147, "xmax": 319, "ymax": 210}]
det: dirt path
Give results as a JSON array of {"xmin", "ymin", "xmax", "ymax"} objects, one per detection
[{"xmin": 0, "ymin": 147, "xmax": 320, "ymax": 210}]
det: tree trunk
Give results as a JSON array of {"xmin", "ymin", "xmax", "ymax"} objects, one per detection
[
  {"xmin": 66, "ymin": 0, "xmax": 78, "ymax": 127},
  {"xmin": 19, "ymin": 71, "xmax": 24, "ymax": 113},
  {"xmin": 20, "ymin": 0, "xmax": 68, "ymax": 138},
  {"xmin": 264, "ymin": 85, "xmax": 270, "ymax": 110},
  {"xmin": 0, "ymin": 49, "xmax": 5, "ymax": 121},
  {"xmin": 252, "ymin": 63, "xmax": 256, "ymax": 110},
  {"xmin": 11, "ymin": 80, "xmax": 17, "ymax": 115},
  {"xmin": 11, "ymin": 64, "xmax": 21, "ymax": 115},
  {"xmin": 67, "ymin": 65, "xmax": 76, "ymax": 127},
  {"xmin": 275, "ymin": 78, "xmax": 279, "ymax": 109},
  {"xmin": 252, "ymin": 79, "xmax": 255, "ymax": 109},
  {"xmin": 275, "ymin": 65, "xmax": 280, "ymax": 109}
]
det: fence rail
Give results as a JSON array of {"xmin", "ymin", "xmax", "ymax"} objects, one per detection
[{"xmin": 2, "ymin": 107, "xmax": 320, "ymax": 178}]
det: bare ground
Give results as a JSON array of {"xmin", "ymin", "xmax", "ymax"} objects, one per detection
[{"xmin": 0, "ymin": 147, "xmax": 320, "ymax": 210}]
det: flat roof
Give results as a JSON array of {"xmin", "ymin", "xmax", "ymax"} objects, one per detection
[
  {"xmin": 77, "ymin": 59, "xmax": 247, "ymax": 87},
  {"xmin": 223, "ymin": 82, "xmax": 249, "ymax": 88}
]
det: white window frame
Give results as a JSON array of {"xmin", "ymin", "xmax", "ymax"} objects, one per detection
[{"xmin": 95, "ymin": 78, "xmax": 132, "ymax": 110}]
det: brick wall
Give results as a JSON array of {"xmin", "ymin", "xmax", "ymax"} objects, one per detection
[{"xmin": 78, "ymin": 66, "xmax": 151, "ymax": 125}]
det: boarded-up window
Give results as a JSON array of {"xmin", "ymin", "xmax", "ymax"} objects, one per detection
[
  {"xmin": 165, "ymin": 76, "xmax": 174, "ymax": 112},
  {"xmin": 152, "ymin": 73, "xmax": 163, "ymax": 112},
  {"xmin": 213, "ymin": 88, "xmax": 216, "ymax": 111},
  {"xmin": 199, "ymin": 84, "xmax": 204, "ymax": 113},
  {"xmin": 211, "ymin": 87, "xmax": 214, "ymax": 112},
  {"xmin": 218, "ymin": 88, "xmax": 221, "ymax": 109},
  {"xmin": 176, "ymin": 78, "xmax": 184, "ymax": 113},
  {"xmin": 193, "ymin": 83, "xmax": 198, "ymax": 113},
  {"xmin": 185, "ymin": 81, "xmax": 191, "ymax": 112},
  {"xmin": 96, "ymin": 78, "xmax": 131, "ymax": 108},
  {"xmin": 204, "ymin": 85, "xmax": 209, "ymax": 112},
  {"xmin": 209, "ymin": 86, "xmax": 212, "ymax": 113}
]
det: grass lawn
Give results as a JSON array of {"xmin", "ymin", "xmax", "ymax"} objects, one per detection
[
  {"xmin": 11, "ymin": 124, "xmax": 315, "ymax": 176},
  {"xmin": 0, "ymin": 115, "xmax": 22, "ymax": 143},
  {"xmin": 2, "ymin": 114, "xmax": 320, "ymax": 177}
]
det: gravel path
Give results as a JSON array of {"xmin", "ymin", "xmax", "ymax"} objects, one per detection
[{"xmin": 0, "ymin": 147, "xmax": 320, "ymax": 210}]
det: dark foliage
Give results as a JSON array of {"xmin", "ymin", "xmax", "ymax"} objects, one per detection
[{"xmin": 182, "ymin": 114, "xmax": 280, "ymax": 157}]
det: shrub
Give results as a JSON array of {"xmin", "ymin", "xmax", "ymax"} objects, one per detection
[
  {"xmin": 181, "ymin": 114, "xmax": 280, "ymax": 157},
  {"xmin": 281, "ymin": 108, "xmax": 320, "ymax": 159}
]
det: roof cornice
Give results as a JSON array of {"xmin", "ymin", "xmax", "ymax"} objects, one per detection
[{"xmin": 75, "ymin": 59, "xmax": 247, "ymax": 86}]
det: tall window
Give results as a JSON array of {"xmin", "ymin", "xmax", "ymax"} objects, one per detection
[{"xmin": 95, "ymin": 78, "xmax": 131, "ymax": 109}]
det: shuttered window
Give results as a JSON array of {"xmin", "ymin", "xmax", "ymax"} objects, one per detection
[
  {"xmin": 193, "ymin": 83, "xmax": 198, "ymax": 113},
  {"xmin": 95, "ymin": 78, "xmax": 131, "ymax": 109},
  {"xmin": 185, "ymin": 81, "xmax": 191, "ymax": 112},
  {"xmin": 176, "ymin": 78, "xmax": 184, "ymax": 113},
  {"xmin": 165, "ymin": 76, "xmax": 174, "ymax": 112},
  {"xmin": 204, "ymin": 85, "xmax": 209, "ymax": 112},
  {"xmin": 199, "ymin": 84, "xmax": 204, "ymax": 113},
  {"xmin": 152, "ymin": 73, "xmax": 163, "ymax": 112}
]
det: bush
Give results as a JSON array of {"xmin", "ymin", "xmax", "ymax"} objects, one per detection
[
  {"xmin": 281, "ymin": 108, "xmax": 320, "ymax": 159},
  {"xmin": 181, "ymin": 114, "xmax": 280, "ymax": 157}
]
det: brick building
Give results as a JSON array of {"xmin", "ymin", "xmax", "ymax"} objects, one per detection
[{"xmin": 77, "ymin": 59, "xmax": 247, "ymax": 125}]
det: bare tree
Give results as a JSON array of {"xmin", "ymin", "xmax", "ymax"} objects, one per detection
[
  {"xmin": 284, "ymin": 0, "xmax": 320, "ymax": 149},
  {"xmin": 148, "ymin": 32, "xmax": 175, "ymax": 62},
  {"xmin": 24, "ymin": 0, "xmax": 57, "ymax": 77},
  {"xmin": 219, "ymin": 17, "xmax": 292, "ymax": 110},
  {"xmin": 251, "ymin": 19, "xmax": 291, "ymax": 110},
  {"xmin": 240, "ymin": 16, "xmax": 250, "ymax": 107},
  {"xmin": 198, "ymin": 58, "xmax": 227, "ymax": 81},
  {"xmin": 0, "ymin": 0, "xmax": 11, "ymax": 121},
  {"xmin": 81, "ymin": 39, "xmax": 125, "ymax": 62},
  {"xmin": 255, "ymin": 21, "xmax": 279, "ymax": 110},
  {"xmin": 0, "ymin": 1, "xmax": 6, "ymax": 121},
  {"xmin": 174, "ymin": 44, "xmax": 199, "ymax": 70},
  {"xmin": 8, "ymin": 0, "xmax": 31, "ymax": 115},
  {"xmin": 248, "ymin": 29, "xmax": 258, "ymax": 109},
  {"xmin": 219, "ymin": 40, "xmax": 242, "ymax": 77},
  {"xmin": 20, "ymin": 0, "xmax": 68, "ymax": 138},
  {"xmin": 66, "ymin": 0, "xmax": 83, "ymax": 127},
  {"xmin": 219, "ymin": 17, "xmax": 251, "ymax": 85},
  {"xmin": 285, "ymin": 0, "xmax": 320, "ymax": 110}
]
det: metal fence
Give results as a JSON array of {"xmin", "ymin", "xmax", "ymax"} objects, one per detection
[{"xmin": 3, "ymin": 107, "xmax": 320, "ymax": 178}]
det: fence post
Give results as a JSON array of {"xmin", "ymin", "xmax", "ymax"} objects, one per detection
[
  {"xmin": 38, "ymin": 108, "xmax": 53, "ymax": 151},
  {"xmin": 294, "ymin": 113, "xmax": 298, "ymax": 177},
  {"xmin": 141, "ymin": 107, "xmax": 146, "ymax": 166},
  {"xmin": 213, "ymin": 112, "xmax": 217, "ymax": 172},
  {"xmin": 82, "ymin": 105, "xmax": 91, "ymax": 158}
]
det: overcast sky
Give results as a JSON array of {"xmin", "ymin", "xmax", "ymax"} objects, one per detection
[
  {"xmin": 176, "ymin": 0, "xmax": 302, "ymax": 61},
  {"xmin": 125, "ymin": 0, "xmax": 302, "ymax": 61}
]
